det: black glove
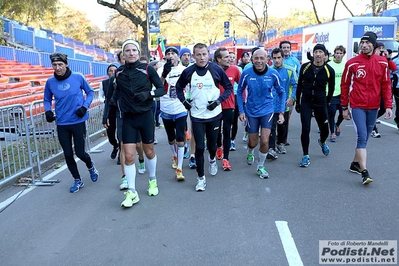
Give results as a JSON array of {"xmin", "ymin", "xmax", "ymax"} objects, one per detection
[
  {"xmin": 207, "ymin": 100, "xmax": 220, "ymax": 111},
  {"xmin": 183, "ymin": 99, "xmax": 193, "ymax": 110},
  {"xmin": 162, "ymin": 60, "xmax": 173, "ymax": 78},
  {"xmin": 133, "ymin": 91, "xmax": 151, "ymax": 102},
  {"xmin": 75, "ymin": 107, "xmax": 87, "ymax": 118},
  {"xmin": 45, "ymin": 110, "xmax": 55, "ymax": 122},
  {"xmin": 295, "ymin": 103, "xmax": 301, "ymax": 113}
]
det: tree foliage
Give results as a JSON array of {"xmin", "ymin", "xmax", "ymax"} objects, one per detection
[{"xmin": 0, "ymin": 0, "xmax": 59, "ymax": 25}]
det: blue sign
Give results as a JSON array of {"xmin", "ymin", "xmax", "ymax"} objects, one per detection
[
  {"xmin": 148, "ymin": 2, "xmax": 160, "ymax": 33},
  {"xmin": 353, "ymin": 24, "xmax": 395, "ymax": 38}
]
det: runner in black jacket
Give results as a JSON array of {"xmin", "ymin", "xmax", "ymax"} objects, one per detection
[
  {"xmin": 296, "ymin": 43, "xmax": 335, "ymax": 168},
  {"xmin": 115, "ymin": 40, "xmax": 165, "ymax": 208}
]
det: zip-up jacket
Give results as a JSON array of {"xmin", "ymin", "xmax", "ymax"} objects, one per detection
[
  {"xmin": 114, "ymin": 60, "xmax": 165, "ymax": 114},
  {"xmin": 296, "ymin": 62, "xmax": 335, "ymax": 106},
  {"xmin": 341, "ymin": 53, "xmax": 393, "ymax": 110},
  {"xmin": 237, "ymin": 65, "xmax": 286, "ymax": 117}
]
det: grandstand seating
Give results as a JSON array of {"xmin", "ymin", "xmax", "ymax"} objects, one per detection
[{"xmin": 0, "ymin": 58, "xmax": 106, "ymax": 111}]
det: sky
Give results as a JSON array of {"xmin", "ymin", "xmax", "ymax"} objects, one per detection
[{"xmin": 61, "ymin": 0, "xmax": 387, "ymax": 30}]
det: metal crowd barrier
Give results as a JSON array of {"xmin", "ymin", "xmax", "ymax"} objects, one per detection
[{"xmin": 0, "ymin": 88, "xmax": 105, "ymax": 187}]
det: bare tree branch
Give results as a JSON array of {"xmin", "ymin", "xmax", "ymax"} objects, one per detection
[
  {"xmin": 340, "ymin": 0, "xmax": 355, "ymax": 16},
  {"xmin": 309, "ymin": 0, "xmax": 321, "ymax": 24},
  {"xmin": 332, "ymin": 0, "xmax": 338, "ymax": 21}
]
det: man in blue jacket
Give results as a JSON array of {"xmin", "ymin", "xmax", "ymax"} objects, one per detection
[
  {"xmin": 44, "ymin": 53, "xmax": 99, "ymax": 193},
  {"xmin": 237, "ymin": 49, "xmax": 286, "ymax": 179}
]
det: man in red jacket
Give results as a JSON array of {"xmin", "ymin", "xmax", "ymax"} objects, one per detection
[{"xmin": 341, "ymin": 31, "xmax": 393, "ymax": 185}]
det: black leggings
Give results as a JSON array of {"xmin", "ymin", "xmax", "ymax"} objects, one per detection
[
  {"xmin": 106, "ymin": 111, "xmax": 118, "ymax": 149},
  {"xmin": 276, "ymin": 111, "xmax": 290, "ymax": 145},
  {"xmin": 300, "ymin": 101, "xmax": 329, "ymax": 155},
  {"xmin": 162, "ymin": 115, "xmax": 188, "ymax": 143},
  {"xmin": 57, "ymin": 122, "xmax": 92, "ymax": 180},
  {"xmin": 217, "ymin": 109, "xmax": 234, "ymax": 160},
  {"xmin": 192, "ymin": 119, "xmax": 220, "ymax": 177}
]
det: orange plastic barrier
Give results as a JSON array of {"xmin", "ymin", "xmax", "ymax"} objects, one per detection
[{"xmin": 0, "ymin": 69, "xmax": 54, "ymax": 76}]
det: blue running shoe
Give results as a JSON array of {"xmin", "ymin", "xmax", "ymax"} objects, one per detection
[
  {"xmin": 299, "ymin": 155, "xmax": 310, "ymax": 167},
  {"xmin": 318, "ymin": 138, "xmax": 330, "ymax": 156},
  {"xmin": 88, "ymin": 161, "xmax": 99, "ymax": 182},
  {"xmin": 189, "ymin": 156, "xmax": 197, "ymax": 169},
  {"xmin": 335, "ymin": 125, "xmax": 341, "ymax": 136},
  {"xmin": 184, "ymin": 146, "xmax": 190, "ymax": 159},
  {"xmin": 70, "ymin": 179, "xmax": 84, "ymax": 193}
]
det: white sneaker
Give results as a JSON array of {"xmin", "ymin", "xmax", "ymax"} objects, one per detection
[
  {"xmin": 119, "ymin": 176, "xmax": 128, "ymax": 190},
  {"xmin": 138, "ymin": 162, "xmax": 146, "ymax": 174},
  {"xmin": 242, "ymin": 132, "xmax": 248, "ymax": 143},
  {"xmin": 208, "ymin": 159, "xmax": 218, "ymax": 176},
  {"xmin": 195, "ymin": 176, "xmax": 206, "ymax": 191}
]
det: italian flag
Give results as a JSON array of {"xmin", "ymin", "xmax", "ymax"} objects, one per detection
[{"xmin": 156, "ymin": 39, "xmax": 165, "ymax": 60}]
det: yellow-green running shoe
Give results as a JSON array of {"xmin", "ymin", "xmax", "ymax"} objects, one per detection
[
  {"xmin": 121, "ymin": 190, "xmax": 140, "ymax": 208},
  {"xmin": 148, "ymin": 179, "xmax": 159, "ymax": 196}
]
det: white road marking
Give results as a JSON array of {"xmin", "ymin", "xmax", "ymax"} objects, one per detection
[
  {"xmin": 0, "ymin": 139, "xmax": 109, "ymax": 211},
  {"xmin": 275, "ymin": 221, "xmax": 304, "ymax": 266}
]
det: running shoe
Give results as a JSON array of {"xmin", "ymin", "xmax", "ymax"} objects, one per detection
[
  {"xmin": 276, "ymin": 143, "xmax": 286, "ymax": 154},
  {"xmin": 335, "ymin": 125, "xmax": 341, "ymax": 137},
  {"xmin": 175, "ymin": 168, "xmax": 185, "ymax": 181},
  {"xmin": 266, "ymin": 148, "xmax": 278, "ymax": 160},
  {"xmin": 119, "ymin": 176, "xmax": 128, "ymax": 190},
  {"xmin": 371, "ymin": 129, "xmax": 381, "ymax": 138},
  {"xmin": 195, "ymin": 176, "xmax": 206, "ymax": 191},
  {"xmin": 222, "ymin": 159, "xmax": 232, "ymax": 171},
  {"xmin": 349, "ymin": 162, "xmax": 362, "ymax": 175},
  {"xmin": 209, "ymin": 159, "xmax": 218, "ymax": 176},
  {"xmin": 121, "ymin": 190, "xmax": 140, "ymax": 207},
  {"xmin": 216, "ymin": 147, "xmax": 223, "ymax": 160},
  {"xmin": 299, "ymin": 155, "xmax": 310, "ymax": 167},
  {"xmin": 138, "ymin": 161, "xmax": 146, "ymax": 174},
  {"xmin": 148, "ymin": 179, "xmax": 159, "ymax": 196},
  {"xmin": 318, "ymin": 138, "xmax": 330, "ymax": 156},
  {"xmin": 70, "ymin": 179, "xmax": 84, "ymax": 193},
  {"xmin": 172, "ymin": 156, "xmax": 178, "ymax": 169},
  {"xmin": 329, "ymin": 133, "xmax": 337, "ymax": 142},
  {"xmin": 246, "ymin": 153, "xmax": 254, "ymax": 165},
  {"xmin": 256, "ymin": 166, "xmax": 269, "ymax": 179},
  {"xmin": 184, "ymin": 146, "xmax": 190, "ymax": 159},
  {"xmin": 230, "ymin": 141, "xmax": 236, "ymax": 151},
  {"xmin": 189, "ymin": 156, "xmax": 197, "ymax": 169},
  {"xmin": 242, "ymin": 132, "xmax": 248, "ymax": 143},
  {"xmin": 361, "ymin": 170, "xmax": 373, "ymax": 185},
  {"xmin": 88, "ymin": 161, "xmax": 99, "ymax": 182},
  {"xmin": 110, "ymin": 147, "xmax": 118, "ymax": 159}
]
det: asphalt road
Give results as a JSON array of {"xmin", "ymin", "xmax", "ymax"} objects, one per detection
[{"xmin": 0, "ymin": 111, "xmax": 398, "ymax": 266}]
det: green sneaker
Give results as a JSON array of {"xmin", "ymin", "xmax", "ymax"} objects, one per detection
[
  {"xmin": 121, "ymin": 190, "xmax": 140, "ymax": 208},
  {"xmin": 138, "ymin": 162, "xmax": 146, "ymax": 174},
  {"xmin": 246, "ymin": 153, "xmax": 254, "ymax": 165},
  {"xmin": 119, "ymin": 176, "xmax": 128, "ymax": 190},
  {"xmin": 256, "ymin": 166, "xmax": 269, "ymax": 179},
  {"xmin": 148, "ymin": 179, "xmax": 159, "ymax": 196}
]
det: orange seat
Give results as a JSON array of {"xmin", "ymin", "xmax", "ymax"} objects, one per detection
[
  {"xmin": 0, "ymin": 94, "xmax": 44, "ymax": 107},
  {"xmin": 0, "ymin": 81, "xmax": 31, "ymax": 90},
  {"xmin": 0, "ymin": 86, "xmax": 44, "ymax": 100}
]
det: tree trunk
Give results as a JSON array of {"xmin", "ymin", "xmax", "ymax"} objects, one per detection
[{"xmin": 331, "ymin": 0, "xmax": 339, "ymax": 21}]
